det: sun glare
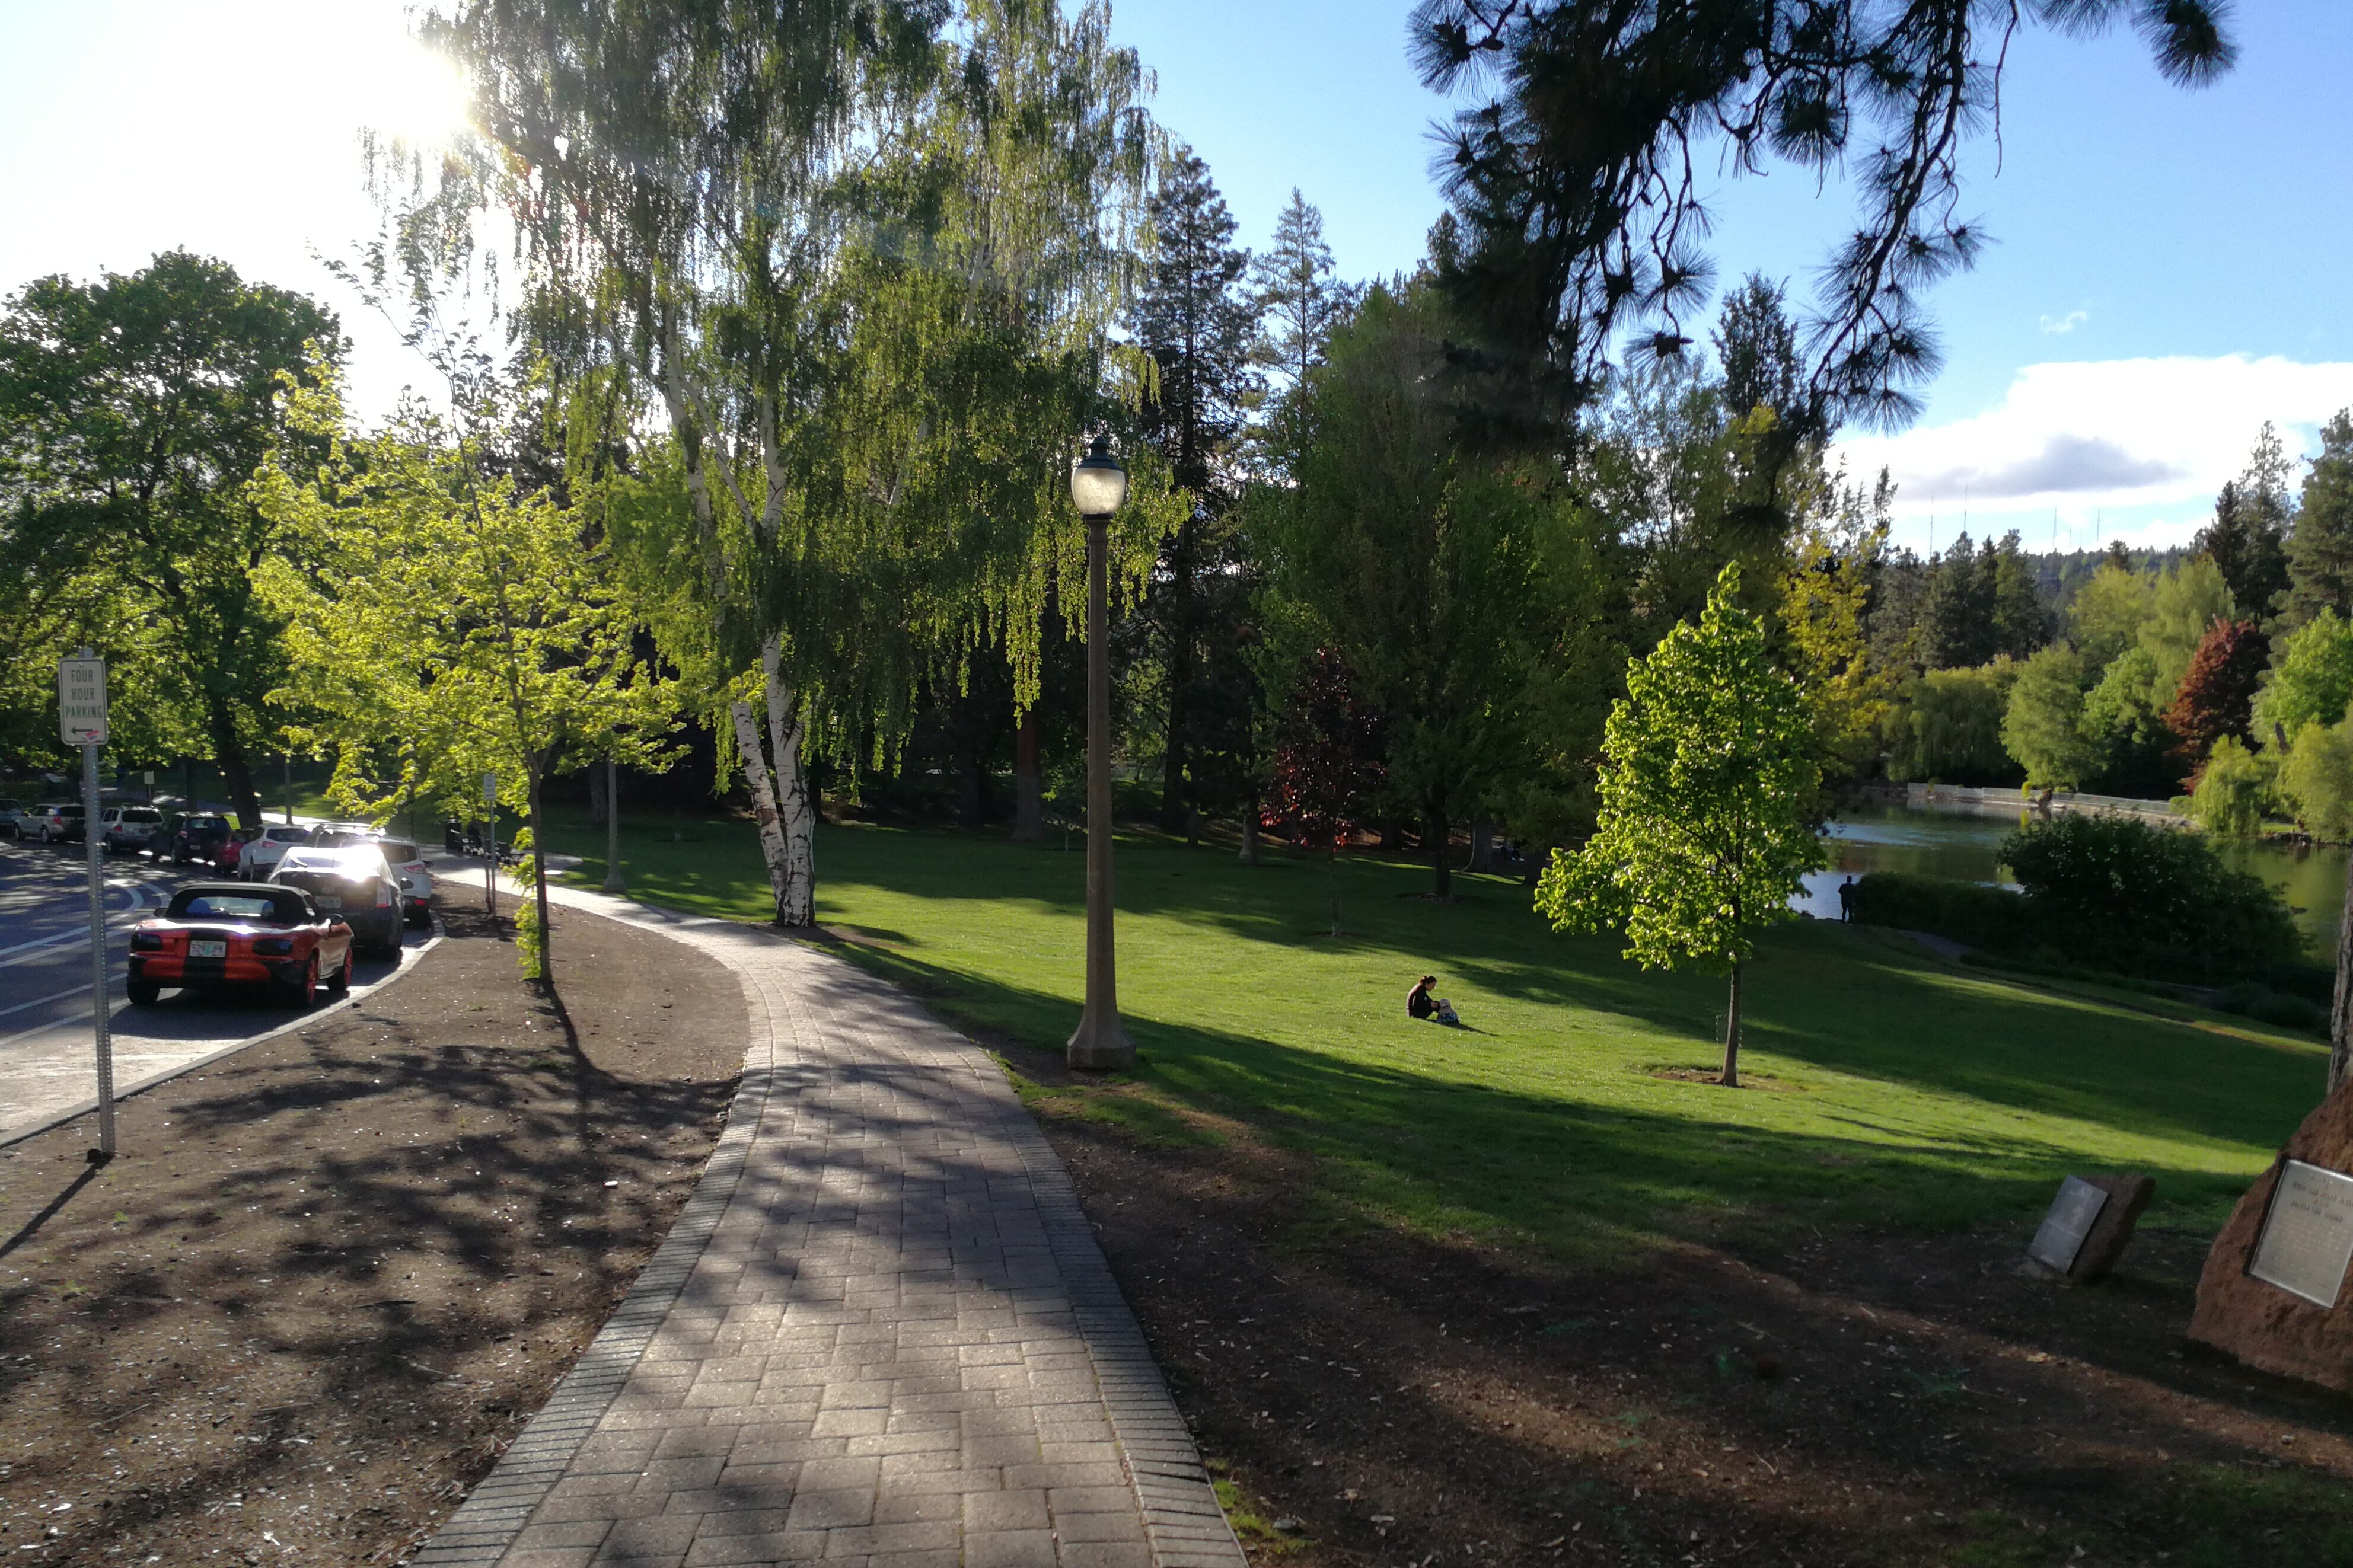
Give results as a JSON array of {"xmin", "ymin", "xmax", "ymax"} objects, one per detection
[{"xmin": 353, "ymin": 39, "xmax": 474, "ymax": 151}]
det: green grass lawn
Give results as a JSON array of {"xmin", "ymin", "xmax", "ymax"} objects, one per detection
[{"xmin": 545, "ymin": 808, "xmax": 2324, "ymax": 1258}]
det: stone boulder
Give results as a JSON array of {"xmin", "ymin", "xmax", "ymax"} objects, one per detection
[
  {"xmin": 2069, "ymin": 1173, "xmax": 2156, "ymax": 1284},
  {"xmin": 2190, "ymin": 1078, "xmax": 2353, "ymax": 1394}
]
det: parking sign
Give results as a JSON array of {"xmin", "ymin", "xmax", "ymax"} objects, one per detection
[{"xmin": 58, "ymin": 653, "xmax": 107, "ymax": 746}]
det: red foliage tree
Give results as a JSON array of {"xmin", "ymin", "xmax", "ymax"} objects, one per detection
[
  {"xmin": 1270, "ymin": 649, "xmax": 1383, "ymax": 934},
  {"xmin": 2164, "ymin": 618, "xmax": 2271, "ymax": 781}
]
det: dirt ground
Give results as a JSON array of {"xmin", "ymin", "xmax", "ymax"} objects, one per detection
[
  {"xmin": 0, "ymin": 900, "xmax": 743, "ymax": 1567},
  {"xmin": 1019, "ymin": 1056, "xmax": 2353, "ymax": 1568}
]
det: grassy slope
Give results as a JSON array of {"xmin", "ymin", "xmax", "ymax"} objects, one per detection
[{"xmin": 549, "ymin": 809, "xmax": 2324, "ymax": 1257}]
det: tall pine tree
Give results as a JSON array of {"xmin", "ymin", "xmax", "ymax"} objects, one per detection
[
  {"xmin": 2290, "ymin": 411, "xmax": 2353, "ymax": 624},
  {"xmin": 2196, "ymin": 424, "xmax": 2294, "ymax": 618},
  {"xmin": 1134, "ymin": 146, "xmax": 1262, "ymax": 832}
]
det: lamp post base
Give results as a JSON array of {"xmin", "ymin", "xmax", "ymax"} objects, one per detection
[{"xmin": 1066, "ymin": 1010, "xmax": 1135, "ymax": 1073}]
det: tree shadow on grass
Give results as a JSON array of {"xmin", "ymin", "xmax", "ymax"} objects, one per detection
[
  {"xmin": 820, "ymin": 941, "xmax": 2262, "ymax": 1250},
  {"xmin": 550, "ymin": 817, "xmax": 2318, "ymax": 1186}
]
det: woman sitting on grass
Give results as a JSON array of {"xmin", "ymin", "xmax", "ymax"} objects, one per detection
[{"xmin": 1407, "ymin": 975, "xmax": 1462, "ymax": 1027}]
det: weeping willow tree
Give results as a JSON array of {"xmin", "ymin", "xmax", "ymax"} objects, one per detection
[{"xmin": 397, "ymin": 0, "xmax": 1176, "ymax": 925}]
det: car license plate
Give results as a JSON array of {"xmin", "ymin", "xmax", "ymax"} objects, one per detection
[
  {"xmin": 189, "ymin": 941, "xmax": 227, "ymax": 958},
  {"xmin": 315, "ymin": 896, "xmax": 342, "ymax": 910}
]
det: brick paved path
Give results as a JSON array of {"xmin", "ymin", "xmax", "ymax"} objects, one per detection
[{"xmin": 414, "ymin": 886, "xmax": 1243, "ymax": 1568}]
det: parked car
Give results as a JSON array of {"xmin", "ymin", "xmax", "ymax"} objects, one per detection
[
  {"xmin": 270, "ymin": 846, "xmax": 404, "ymax": 958},
  {"xmin": 369, "ymin": 838, "xmax": 436, "ymax": 927},
  {"xmin": 309, "ymin": 821, "xmax": 378, "ymax": 849},
  {"xmin": 162, "ymin": 812, "xmax": 236, "ymax": 866},
  {"xmin": 24, "ymin": 803, "xmax": 85, "ymax": 844},
  {"xmin": 127, "ymin": 882, "xmax": 353, "ymax": 1008},
  {"xmin": 215, "ymin": 828, "xmax": 257, "ymax": 877},
  {"xmin": 0, "ymin": 799, "xmax": 26, "ymax": 839},
  {"xmin": 97, "ymin": 804, "xmax": 164, "ymax": 854},
  {"xmin": 239, "ymin": 823, "xmax": 313, "ymax": 881}
]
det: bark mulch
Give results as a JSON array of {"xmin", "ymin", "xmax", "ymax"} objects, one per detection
[
  {"xmin": 1018, "ymin": 1056, "xmax": 2353, "ymax": 1568},
  {"xmin": 0, "ymin": 900, "xmax": 742, "ymax": 1567}
]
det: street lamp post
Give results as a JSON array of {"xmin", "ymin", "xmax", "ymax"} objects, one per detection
[{"xmin": 1067, "ymin": 432, "xmax": 1133, "ymax": 1072}]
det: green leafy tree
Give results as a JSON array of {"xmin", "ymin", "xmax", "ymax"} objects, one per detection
[
  {"xmin": 2188, "ymin": 734, "xmax": 2272, "ymax": 836},
  {"xmin": 2279, "ymin": 717, "xmax": 2353, "ymax": 841},
  {"xmin": 2069, "ymin": 561, "xmax": 2156, "ymax": 672},
  {"xmin": 2253, "ymin": 608, "xmax": 2353, "ymax": 744},
  {"xmin": 2143, "ymin": 556, "xmax": 2237, "ymax": 698},
  {"xmin": 1536, "ymin": 564, "xmax": 1822, "ymax": 1088},
  {"xmin": 2288, "ymin": 411, "xmax": 2353, "ymax": 624},
  {"xmin": 256, "ymin": 373, "xmax": 676, "ymax": 985},
  {"xmin": 416, "ymin": 0, "xmax": 1164, "ymax": 925},
  {"xmin": 1258, "ymin": 281, "xmax": 1544, "ymax": 897},
  {"xmin": 1886, "ymin": 661, "xmax": 2019, "ymax": 784},
  {"xmin": 2001, "ymin": 644, "xmax": 2099, "ymax": 791},
  {"xmin": 0, "ymin": 251, "xmax": 339, "ymax": 822},
  {"xmin": 2078, "ymin": 644, "xmax": 2177, "ymax": 799}
]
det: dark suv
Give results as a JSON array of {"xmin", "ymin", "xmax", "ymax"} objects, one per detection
[
  {"xmin": 164, "ymin": 813, "xmax": 237, "ymax": 866},
  {"xmin": 269, "ymin": 845, "xmax": 405, "ymax": 959}
]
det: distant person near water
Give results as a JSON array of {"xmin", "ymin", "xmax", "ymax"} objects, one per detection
[
  {"xmin": 1406, "ymin": 975, "xmax": 1462, "ymax": 1027},
  {"xmin": 1837, "ymin": 876, "xmax": 1856, "ymax": 922}
]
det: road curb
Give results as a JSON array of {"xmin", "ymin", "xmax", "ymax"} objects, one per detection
[{"xmin": 0, "ymin": 912, "xmax": 448, "ymax": 1151}]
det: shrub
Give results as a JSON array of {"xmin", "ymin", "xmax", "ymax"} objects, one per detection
[
  {"xmin": 2000, "ymin": 813, "xmax": 2303, "ymax": 981},
  {"xmin": 1846, "ymin": 872, "xmax": 2039, "ymax": 953}
]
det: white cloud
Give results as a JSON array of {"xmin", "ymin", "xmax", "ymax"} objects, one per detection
[
  {"xmin": 2038, "ymin": 309, "xmax": 2090, "ymax": 334},
  {"xmin": 1836, "ymin": 355, "xmax": 2353, "ymax": 551}
]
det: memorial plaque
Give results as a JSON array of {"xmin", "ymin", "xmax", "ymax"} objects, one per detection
[
  {"xmin": 2027, "ymin": 1176, "xmax": 2110, "ymax": 1273},
  {"xmin": 2249, "ymin": 1160, "xmax": 2353, "ymax": 1309}
]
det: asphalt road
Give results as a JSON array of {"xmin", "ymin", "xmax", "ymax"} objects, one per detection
[{"xmin": 0, "ymin": 833, "xmax": 434, "ymax": 1147}]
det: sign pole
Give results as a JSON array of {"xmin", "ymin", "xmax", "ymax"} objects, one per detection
[
  {"xmin": 59, "ymin": 649, "xmax": 115, "ymax": 1164},
  {"xmin": 84, "ymin": 741, "xmax": 116, "ymax": 1160},
  {"xmin": 483, "ymin": 772, "xmax": 499, "ymax": 915}
]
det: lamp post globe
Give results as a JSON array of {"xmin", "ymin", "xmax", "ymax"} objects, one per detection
[
  {"xmin": 1067, "ymin": 430, "xmax": 1134, "ymax": 1071},
  {"xmin": 1070, "ymin": 430, "xmax": 1130, "ymax": 520}
]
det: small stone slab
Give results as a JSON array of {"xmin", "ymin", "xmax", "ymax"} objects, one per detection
[
  {"xmin": 2024, "ymin": 1174, "xmax": 2153, "ymax": 1283},
  {"xmin": 2193, "ymin": 1078, "xmax": 2353, "ymax": 1393},
  {"xmin": 2028, "ymin": 1177, "xmax": 2109, "ymax": 1275}
]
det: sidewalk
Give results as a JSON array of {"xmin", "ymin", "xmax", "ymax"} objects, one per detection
[{"xmin": 413, "ymin": 879, "xmax": 1244, "ymax": 1568}]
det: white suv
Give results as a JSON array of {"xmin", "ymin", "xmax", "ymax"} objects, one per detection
[
  {"xmin": 240, "ymin": 823, "xmax": 314, "ymax": 881},
  {"xmin": 370, "ymin": 837, "xmax": 436, "ymax": 926},
  {"xmin": 98, "ymin": 804, "xmax": 164, "ymax": 854}
]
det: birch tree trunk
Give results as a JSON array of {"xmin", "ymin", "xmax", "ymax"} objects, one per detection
[
  {"xmin": 732, "ymin": 698, "xmax": 795, "ymax": 926},
  {"xmin": 762, "ymin": 638, "xmax": 815, "ymax": 928}
]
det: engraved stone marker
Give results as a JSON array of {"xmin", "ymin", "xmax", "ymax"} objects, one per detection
[
  {"xmin": 2192, "ymin": 1079, "xmax": 2353, "ymax": 1394},
  {"xmin": 2249, "ymin": 1160, "xmax": 2353, "ymax": 1310},
  {"xmin": 2027, "ymin": 1176, "xmax": 2109, "ymax": 1274}
]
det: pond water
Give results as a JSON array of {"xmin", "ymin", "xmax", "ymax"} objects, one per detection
[{"xmin": 1794, "ymin": 803, "xmax": 2349, "ymax": 960}]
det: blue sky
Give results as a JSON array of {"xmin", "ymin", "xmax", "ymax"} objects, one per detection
[
  {"xmin": 3, "ymin": 1, "xmax": 2345, "ymax": 554},
  {"xmin": 1111, "ymin": 0, "xmax": 2353, "ymax": 553}
]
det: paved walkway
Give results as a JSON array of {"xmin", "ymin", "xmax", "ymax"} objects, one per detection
[{"xmin": 414, "ymin": 883, "xmax": 1244, "ymax": 1568}]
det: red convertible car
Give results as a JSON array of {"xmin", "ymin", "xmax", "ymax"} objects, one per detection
[{"xmin": 126, "ymin": 883, "xmax": 355, "ymax": 1008}]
